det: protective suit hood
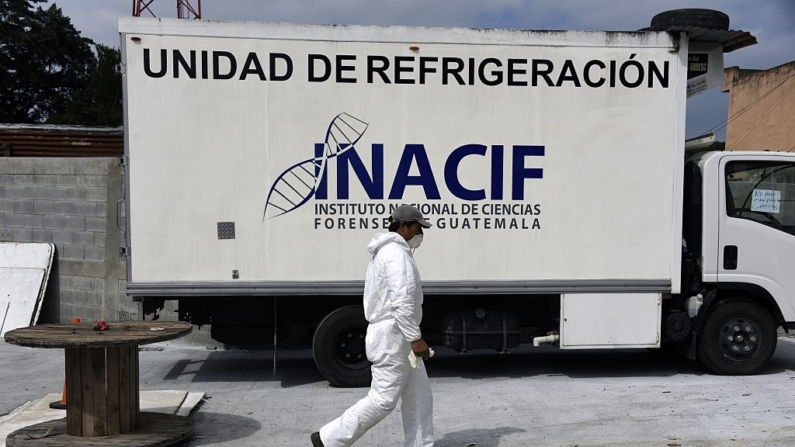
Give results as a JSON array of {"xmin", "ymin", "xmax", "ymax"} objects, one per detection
[{"xmin": 367, "ymin": 232, "xmax": 410, "ymax": 257}]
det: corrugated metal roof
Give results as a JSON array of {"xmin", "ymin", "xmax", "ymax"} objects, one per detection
[
  {"xmin": 671, "ymin": 26, "xmax": 757, "ymax": 53},
  {"xmin": 0, "ymin": 124, "xmax": 123, "ymax": 157},
  {"xmin": 639, "ymin": 26, "xmax": 757, "ymax": 53}
]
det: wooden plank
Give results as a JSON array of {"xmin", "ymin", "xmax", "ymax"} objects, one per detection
[
  {"xmin": 106, "ymin": 347, "xmax": 121, "ymax": 435},
  {"xmin": 65, "ymin": 347, "xmax": 82, "ymax": 436},
  {"xmin": 93, "ymin": 347, "xmax": 109, "ymax": 436},
  {"xmin": 132, "ymin": 345, "xmax": 140, "ymax": 429},
  {"xmin": 119, "ymin": 345, "xmax": 131, "ymax": 433},
  {"xmin": 3, "ymin": 321, "xmax": 192, "ymax": 349},
  {"xmin": 80, "ymin": 347, "xmax": 95, "ymax": 437},
  {"xmin": 90, "ymin": 347, "xmax": 108, "ymax": 437}
]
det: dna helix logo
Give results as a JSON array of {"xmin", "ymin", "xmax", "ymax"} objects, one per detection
[{"xmin": 263, "ymin": 113, "xmax": 369, "ymax": 219}]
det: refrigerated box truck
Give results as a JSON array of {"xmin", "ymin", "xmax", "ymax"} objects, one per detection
[{"xmin": 119, "ymin": 16, "xmax": 795, "ymax": 386}]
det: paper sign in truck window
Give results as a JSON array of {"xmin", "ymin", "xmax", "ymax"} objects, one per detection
[{"xmin": 751, "ymin": 189, "xmax": 781, "ymax": 214}]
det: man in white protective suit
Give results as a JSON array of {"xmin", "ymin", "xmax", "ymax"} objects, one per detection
[{"xmin": 312, "ymin": 204, "xmax": 435, "ymax": 447}]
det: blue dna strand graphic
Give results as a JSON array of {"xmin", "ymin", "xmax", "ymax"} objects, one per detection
[{"xmin": 263, "ymin": 113, "xmax": 369, "ymax": 219}]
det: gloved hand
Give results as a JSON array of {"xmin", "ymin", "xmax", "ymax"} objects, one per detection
[{"xmin": 409, "ymin": 348, "xmax": 434, "ymax": 368}]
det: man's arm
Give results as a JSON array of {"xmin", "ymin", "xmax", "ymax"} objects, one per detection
[{"xmin": 384, "ymin": 250, "xmax": 422, "ymax": 344}]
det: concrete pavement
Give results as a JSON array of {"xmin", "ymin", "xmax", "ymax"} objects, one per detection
[{"xmin": 3, "ymin": 338, "xmax": 795, "ymax": 446}]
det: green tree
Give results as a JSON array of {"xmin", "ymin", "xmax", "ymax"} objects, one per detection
[
  {"xmin": 51, "ymin": 44, "xmax": 123, "ymax": 126},
  {"xmin": 0, "ymin": 0, "xmax": 121, "ymax": 125}
]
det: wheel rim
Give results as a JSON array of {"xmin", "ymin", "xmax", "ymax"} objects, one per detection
[
  {"xmin": 334, "ymin": 325, "xmax": 369, "ymax": 370},
  {"xmin": 718, "ymin": 317, "xmax": 761, "ymax": 361}
]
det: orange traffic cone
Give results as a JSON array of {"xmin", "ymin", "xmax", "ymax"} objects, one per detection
[
  {"xmin": 49, "ymin": 381, "xmax": 66, "ymax": 410},
  {"xmin": 49, "ymin": 318, "xmax": 79, "ymax": 410}
]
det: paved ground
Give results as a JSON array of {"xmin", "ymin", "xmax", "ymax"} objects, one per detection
[{"xmin": 4, "ymin": 337, "xmax": 795, "ymax": 446}]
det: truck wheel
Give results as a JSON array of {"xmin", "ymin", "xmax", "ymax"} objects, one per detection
[
  {"xmin": 313, "ymin": 306, "xmax": 372, "ymax": 388},
  {"xmin": 650, "ymin": 9, "xmax": 730, "ymax": 31},
  {"xmin": 697, "ymin": 299, "xmax": 777, "ymax": 375}
]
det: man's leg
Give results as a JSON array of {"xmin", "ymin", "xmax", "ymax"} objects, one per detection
[
  {"xmin": 400, "ymin": 360, "xmax": 435, "ymax": 447},
  {"xmin": 319, "ymin": 355, "xmax": 410, "ymax": 447}
]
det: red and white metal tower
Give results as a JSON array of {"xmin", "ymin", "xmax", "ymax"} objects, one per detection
[{"xmin": 133, "ymin": 0, "xmax": 202, "ymax": 19}]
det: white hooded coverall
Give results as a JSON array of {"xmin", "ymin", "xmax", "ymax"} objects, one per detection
[{"xmin": 319, "ymin": 232, "xmax": 435, "ymax": 447}]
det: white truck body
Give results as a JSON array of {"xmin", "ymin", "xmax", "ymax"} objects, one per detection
[{"xmin": 120, "ymin": 18, "xmax": 685, "ymax": 293}]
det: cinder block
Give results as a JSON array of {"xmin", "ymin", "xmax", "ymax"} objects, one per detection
[
  {"xmin": 13, "ymin": 200, "xmax": 33, "ymax": 213},
  {"xmin": 53, "ymin": 230, "xmax": 73, "ymax": 244},
  {"xmin": 13, "ymin": 227, "xmax": 32, "ymax": 242},
  {"xmin": 53, "ymin": 201, "xmax": 77, "ymax": 215},
  {"xmin": 73, "ymin": 303, "xmax": 101, "ymax": 320},
  {"xmin": 60, "ymin": 289, "xmax": 80, "ymax": 305},
  {"xmin": 0, "ymin": 175, "xmax": 14, "ymax": 185},
  {"xmin": 33, "ymin": 175, "xmax": 56, "ymax": 185},
  {"xmin": 0, "ymin": 199, "xmax": 13, "ymax": 212},
  {"xmin": 64, "ymin": 216, "xmax": 86, "ymax": 231},
  {"xmin": 74, "ymin": 187, "xmax": 90, "ymax": 200},
  {"xmin": 31, "ymin": 228, "xmax": 53, "ymax": 243},
  {"xmin": 5, "ymin": 186, "xmax": 25, "ymax": 199},
  {"xmin": 45, "ymin": 186, "xmax": 78, "ymax": 201},
  {"xmin": 85, "ymin": 217, "xmax": 105, "ymax": 232},
  {"xmin": 24, "ymin": 186, "xmax": 46, "ymax": 200},
  {"xmin": 93, "ymin": 277, "xmax": 106, "ymax": 291},
  {"xmin": 53, "ymin": 175, "xmax": 78, "ymax": 186},
  {"xmin": 85, "ymin": 246, "xmax": 105, "ymax": 262},
  {"xmin": 43, "ymin": 188, "xmax": 63, "ymax": 201},
  {"xmin": 81, "ymin": 291, "xmax": 104, "ymax": 307},
  {"xmin": 13, "ymin": 175, "xmax": 34, "ymax": 185},
  {"xmin": 5, "ymin": 213, "xmax": 25, "ymax": 228},
  {"xmin": 73, "ymin": 231, "xmax": 95, "ymax": 246},
  {"xmin": 94, "ymin": 233, "xmax": 106, "ymax": 247},
  {"xmin": 76, "ymin": 176, "xmax": 108, "ymax": 187},
  {"xmin": 73, "ymin": 276, "xmax": 90, "ymax": 291},
  {"xmin": 75, "ymin": 202, "xmax": 96, "ymax": 217},
  {"xmin": 24, "ymin": 214, "xmax": 44, "ymax": 228},
  {"xmin": 0, "ymin": 186, "xmax": 4, "ymax": 198},
  {"xmin": 33, "ymin": 200, "xmax": 55, "ymax": 214},
  {"xmin": 96, "ymin": 202, "xmax": 107, "ymax": 217},
  {"xmin": 63, "ymin": 245, "xmax": 85, "ymax": 260},
  {"xmin": 44, "ymin": 215, "xmax": 66, "ymax": 229},
  {"xmin": 0, "ymin": 227, "xmax": 13, "ymax": 241},
  {"xmin": 58, "ymin": 275, "xmax": 73, "ymax": 289},
  {"xmin": 85, "ymin": 187, "xmax": 107, "ymax": 202}
]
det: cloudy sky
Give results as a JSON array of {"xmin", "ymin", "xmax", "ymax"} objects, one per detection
[{"xmin": 48, "ymin": 0, "xmax": 795, "ymax": 140}]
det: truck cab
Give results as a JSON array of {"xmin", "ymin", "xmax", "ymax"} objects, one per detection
[{"xmin": 679, "ymin": 149, "xmax": 795, "ymax": 374}]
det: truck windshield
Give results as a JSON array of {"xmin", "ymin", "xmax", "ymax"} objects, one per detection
[{"xmin": 726, "ymin": 161, "xmax": 795, "ymax": 237}]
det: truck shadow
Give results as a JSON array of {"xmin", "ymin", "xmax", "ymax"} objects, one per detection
[
  {"xmin": 428, "ymin": 347, "xmax": 704, "ymax": 380},
  {"xmin": 429, "ymin": 345, "xmax": 790, "ymax": 380},
  {"xmin": 160, "ymin": 342, "xmax": 794, "ymax": 388},
  {"xmin": 161, "ymin": 350, "xmax": 325, "ymax": 388}
]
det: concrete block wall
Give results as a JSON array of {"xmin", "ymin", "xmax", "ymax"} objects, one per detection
[{"xmin": 0, "ymin": 158, "xmax": 137, "ymax": 323}]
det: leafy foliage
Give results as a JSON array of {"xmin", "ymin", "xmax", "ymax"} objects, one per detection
[{"xmin": 0, "ymin": 0, "xmax": 122, "ymax": 126}]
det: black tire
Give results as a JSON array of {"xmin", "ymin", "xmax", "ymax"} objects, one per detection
[
  {"xmin": 698, "ymin": 299, "xmax": 777, "ymax": 375},
  {"xmin": 313, "ymin": 306, "xmax": 372, "ymax": 387},
  {"xmin": 650, "ymin": 9, "xmax": 730, "ymax": 31}
]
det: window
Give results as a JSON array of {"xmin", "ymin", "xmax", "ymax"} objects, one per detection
[{"xmin": 725, "ymin": 161, "xmax": 795, "ymax": 236}]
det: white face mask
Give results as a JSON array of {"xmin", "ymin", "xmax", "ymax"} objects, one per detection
[{"xmin": 408, "ymin": 234, "xmax": 423, "ymax": 253}]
